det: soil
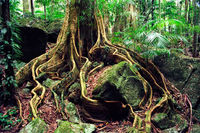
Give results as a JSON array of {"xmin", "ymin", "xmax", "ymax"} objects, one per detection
[
  {"xmin": 0, "ymin": 59, "xmax": 132, "ymax": 133},
  {"xmin": 86, "ymin": 66, "xmax": 112, "ymax": 98},
  {"xmin": 2, "ymin": 44, "xmax": 197, "ymax": 133}
]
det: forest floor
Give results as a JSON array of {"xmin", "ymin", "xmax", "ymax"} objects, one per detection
[
  {"xmin": 0, "ymin": 43, "xmax": 134, "ymax": 133},
  {"xmin": 0, "ymin": 70, "xmax": 132, "ymax": 132},
  {"xmin": 1, "ymin": 42, "xmax": 200, "ymax": 133}
]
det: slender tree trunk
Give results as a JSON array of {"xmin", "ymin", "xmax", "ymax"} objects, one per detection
[
  {"xmin": 113, "ymin": 10, "xmax": 121, "ymax": 33},
  {"xmin": 1, "ymin": 0, "xmax": 16, "ymax": 105},
  {"xmin": 30, "ymin": 0, "xmax": 34, "ymax": 16},
  {"xmin": 128, "ymin": 4, "xmax": 137, "ymax": 30},
  {"xmin": 159, "ymin": 0, "xmax": 161, "ymax": 20},
  {"xmin": 179, "ymin": 1, "xmax": 183, "ymax": 16},
  {"xmin": 197, "ymin": 4, "xmax": 200, "ymax": 53},
  {"xmin": 188, "ymin": 0, "xmax": 191, "ymax": 23},
  {"xmin": 192, "ymin": 0, "xmax": 198, "ymax": 57},
  {"xmin": 185, "ymin": 0, "xmax": 188, "ymax": 22},
  {"xmin": 51, "ymin": 0, "xmax": 55, "ymax": 17},
  {"xmin": 23, "ymin": 0, "xmax": 29, "ymax": 16},
  {"xmin": 44, "ymin": 4, "xmax": 46, "ymax": 21},
  {"xmin": 151, "ymin": 0, "xmax": 155, "ymax": 26}
]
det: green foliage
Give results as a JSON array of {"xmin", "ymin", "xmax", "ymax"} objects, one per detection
[
  {"xmin": 0, "ymin": 106, "xmax": 21, "ymax": 130},
  {"xmin": 97, "ymin": 0, "xmax": 199, "ymax": 59},
  {"xmin": 10, "ymin": 0, "xmax": 23, "ymax": 20},
  {"xmin": 0, "ymin": 1, "xmax": 22, "ymax": 104},
  {"xmin": 35, "ymin": 0, "xmax": 66, "ymax": 21},
  {"xmin": 35, "ymin": 0, "xmax": 51, "ymax": 6}
]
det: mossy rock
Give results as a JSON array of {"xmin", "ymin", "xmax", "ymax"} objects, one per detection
[
  {"xmin": 65, "ymin": 101, "xmax": 80, "ymax": 123},
  {"xmin": 42, "ymin": 78, "xmax": 60, "ymax": 88},
  {"xmin": 153, "ymin": 53, "xmax": 200, "ymax": 121},
  {"xmin": 67, "ymin": 82, "xmax": 81, "ymax": 103},
  {"xmin": 93, "ymin": 61, "xmax": 144, "ymax": 108},
  {"xmin": 19, "ymin": 118, "xmax": 48, "ymax": 133},
  {"xmin": 54, "ymin": 121, "xmax": 95, "ymax": 133},
  {"xmin": 152, "ymin": 111, "xmax": 187, "ymax": 130},
  {"xmin": 68, "ymin": 82, "xmax": 81, "ymax": 92}
]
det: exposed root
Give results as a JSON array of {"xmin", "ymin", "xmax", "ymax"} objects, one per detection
[
  {"xmin": 30, "ymin": 59, "xmax": 46, "ymax": 118},
  {"xmin": 15, "ymin": 2, "xmax": 193, "ymax": 133},
  {"xmin": 15, "ymin": 95, "xmax": 24, "ymax": 122}
]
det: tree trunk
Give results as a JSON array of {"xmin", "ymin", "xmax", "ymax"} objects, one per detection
[
  {"xmin": 44, "ymin": 4, "xmax": 46, "ymax": 21},
  {"xmin": 185, "ymin": 0, "xmax": 188, "ymax": 22},
  {"xmin": 0, "ymin": 0, "xmax": 16, "ymax": 105},
  {"xmin": 30, "ymin": 0, "xmax": 34, "ymax": 16},
  {"xmin": 179, "ymin": 1, "xmax": 183, "ymax": 16},
  {"xmin": 188, "ymin": 0, "xmax": 191, "ymax": 23},
  {"xmin": 159, "ymin": 0, "xmax": 161, "ymax": 20},
  {"xmin": 23, "ymin": 0, "xmax": 29, "ymax": 16},
  {"xmin": 51, "ymin": 0, "xmax": 55, "ymax": 17},
  {"xmin": 151, "ymin": 0, "xmax": 155, "ymax": 26},
  {"xmin": 128, "ymin": 4, "xmax": 137, "ymax": 30},
  {"xmin": 192, "ymin": 0, "xmax": 198, "ymax": 57},
  {"xmin": 15, "ymin": 1, "xmax": 193, "ymax": 132},
  {"xmin": 78, "ymin": 0, "xmax": 96, "ymax": 57}
]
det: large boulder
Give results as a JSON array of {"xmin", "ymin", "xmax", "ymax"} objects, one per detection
[
  {"xmin": 153, "ymin": 53, "xmax": 200, "ymax": 120},
  {"xmin": 92, "ymin": 61, "xmax": 144, "ymax": 108},
  {"xmin": 19, "ymin": 118, "xmax": 48, "ymax": 133}
]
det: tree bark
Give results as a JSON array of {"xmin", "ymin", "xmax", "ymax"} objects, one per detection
[
  {"xmin": 185, "ymin": 0, "xmax": 188, "ymax": 22},
  {"xmin": 159, "ymin": 0, "xmax": 161, "ymax": 20},
  {"xmin": 188, "ymin": 0, "xmax": 191, "ymax": 23},
  {"xmin": 128, "ymin": 4, "xmax": 137, "ymax": 29},
  {"xmin": 44, "ymin": 4, "xmax": 46, "ymax": 21},
  {"xmin": 151, "ymin": 0, "xmax": 155, "ymax": 26},
  {"xmin": 1, "ymin": 0, "xmax": 16, "ymax": 105},
  {"xmin": 23, "ymin": 0, "xmax": 29, "ymax": 16},
  {"xmin": 192, "ymin": 0, "xmax": 198, "ymax": 57},
  {"xmin": 30, "ymin": 0, "xmax": 34, "ymax": 16}
]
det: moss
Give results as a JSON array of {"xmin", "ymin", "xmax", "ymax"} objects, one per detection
[
  {"xmin": 152, "ymin": 111, "xmax": 187, "ymax": 130},
  {"xmin": 35, "ymin": 72, "xmax": 48, "ymax": 82},
  {"xmin": 93, "ymin": 61, "xmax": 144, "ymax": 108},
  {"xmin": 54, "ymin": 121, "xmax": 95, "ymax": 133},
  {"xmin": 42, "ymin": 78, "xmax": 60, "ymax": 88},
  {"xmin": 68, "ymin": 82, "xmax": 81, "ymax": 92},
  {"xmin": 19, "ymin": 118, "xmax": 48, "ymax": 133},
  {"xmin": 153, "ymin": 53, "xmax": 200, "ymax": 121},
  {"xmin": 152, "ymin": 113, "xmax": 168, "ymax": 123},
  {"xmin": 66, "ymin": 102, "xmax": 79, "ymax": 123}
]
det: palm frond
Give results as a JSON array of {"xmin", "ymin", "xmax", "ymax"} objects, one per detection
[
  {"xmin": 153, "ymin": 19, "xmax": 185, "ymax": 31},
  {"xmin": 145, "ymin": 31, "xmax": 169, "ymax": 48}
]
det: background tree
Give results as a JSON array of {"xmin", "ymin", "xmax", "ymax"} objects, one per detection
[
  {"xmin": 35, "ymin": 0, "xmax": 51, "ymax": 21},
  {"xmin": 0, "ymin": 0, "xmax": 16, "ymax": 105},
  {"xmin": 23, "ymin": 0, "xmax": 30, "ymax": 16},
  {"xmin": 30, "ymin": 0, "xmax": 34, "ymax": 16},
  {"xmin": 192, "ymin": 0, "xmax": 200, "ymax": 57}
]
